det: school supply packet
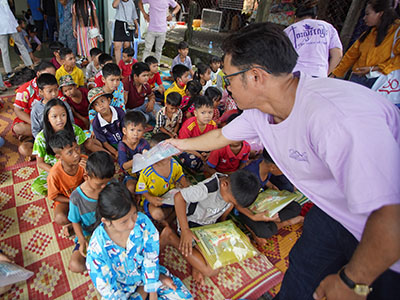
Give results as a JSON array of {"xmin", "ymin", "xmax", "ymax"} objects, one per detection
[
  {"xmin": 248, "ymin": 189, "xmax": 302, "ymax": 218},
  {"xmin": 191, "ymin": 220, "xmax": 258, "ymax": 269},
  {"xmin": 0, "ymin": 262, "xmax": 34, "ymax": 287},
  {"xmin": 131, "ymin": 141, "xmax": 180, "ymax": 173}
]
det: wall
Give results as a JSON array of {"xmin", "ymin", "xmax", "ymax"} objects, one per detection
[{"xmin": 13, "ymin": 0, "xmax": 28, "ymax": 17}]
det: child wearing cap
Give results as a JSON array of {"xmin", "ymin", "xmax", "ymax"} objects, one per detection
[
  {"xmin": 89, "ymin": 87, "xmax": 125, "ymax": 160},
  {"xmin": 59, "ymin": 75, "xmax": 90, "ymax": 130}
]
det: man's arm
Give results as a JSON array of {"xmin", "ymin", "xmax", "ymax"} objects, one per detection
[
  {"xmin": 138, "ymin": 0, "xmax": 149, "ymax": 22},
  {"xmin": 314, "ymin": 204, "xmax": 400, "ymax": 299},
  {"xmin": 328, "ymin": 48, "xmax": 343, "ymax": 76},
  {"xmin": 112, "ymin": 0, "xmax": 120, "ymax": 9}
]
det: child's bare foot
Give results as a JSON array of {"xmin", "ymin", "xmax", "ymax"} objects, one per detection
[
  {"xmin": 279, "ymin": 216, "xmax": 304, "ymax": 228},
  {"xmin": 62, "ymin": 224, "xmax": 75, "ymax": 238},
  {"xmin": 245, "ymin": 224, "xmax": 268, "ymax": 247},
  {"xmin": 192, "ymin": 268, "xmax": 205, "ymax": 286}
]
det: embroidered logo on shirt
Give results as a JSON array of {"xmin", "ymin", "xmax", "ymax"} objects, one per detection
[{"xmin": 289, "ymin": 149, "xmax": 309, "ymax": 162}]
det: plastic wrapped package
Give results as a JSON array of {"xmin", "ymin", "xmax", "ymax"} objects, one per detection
[
  {"xmin": 248, "ymin": 190, "xmax": 303, "ymax": 218},
  {"xmin": 131, "ymin": 141, "xmax": 180, "ymax": 173},
  {"xmin": 0, "ymin": 262, "xmax": 34, "ymax": 287},
  {"xmin": 191, "ymin": 220, "xmax": 258, "ymax": 269}
]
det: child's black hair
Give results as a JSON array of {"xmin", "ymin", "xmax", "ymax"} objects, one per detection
[
  {"xmin": 209, "ymin": 56, "xmax": 222, "ymax": 64},
  {"xmin": 150, "ymin": 132, "xmax": 170, "ymax": 145},
  {"xmin": 262, "ymin": 148, "xmax": 274, "ymax": 164},
  {"xmin": 26, "ymin": 24, "xmax": 37, "ymax": 34},
  {"xmin": 132, "ymin": 62, "xmax": 150, "ymax": 77},
  {"xmin": 172, "ymin": 64, "xmax": 190, "ymax": 82},
  {"xmin": 177, "ymin": 40, "xmax": 189, "ymax": 50},
  {"xmin": 181, "ymin": 80, "xmax": 202, "ymax": 113},
  {"xmin": 166, "ymin": 92, "xmax": 182, "ymax": 107},
  {"xmin": 89, "ymin": 47, "xmax": 102, "ymax": 58},
  {"xmin": 102, "ymin": 63, "xmax": 121, "ymax": 78},
  {"xmin": 49, "ymin": 41, "xmax": 64, "ymax": 53},
  {"xmin": 229, "ymin": 169, "xmax": 261, "ymax": 207},
  {"xmin": 37, "ymin": 73, "xmax": 58, "ymax": 90},
  {"xmin": 123, "ymin": 110, "xmax": 147, "ymax": 128},
  {"xmin": 88, "ymin": 181, "xmax": 137, "ymax": 233},
  {"xmin": 43, "ymin": 99, "xmax": 74, "ymax": 156},
  {"xmin": 193, "ymin": 95, "xmax": 213, "ymax": 109},
  {"xmin": 194, "ymin": 63, "xmax": 211, "ymax": 81},
  {"xmin": 86, "ymin": 151, "xmax": 115, "ymax": 179},
  {"xmin": 35, "ymin": 61, "xmax": 56, "ymax": 73},
  {"xmin": 144, "ymin": 55, "xmax": 158, "ymax": 65},
  {"xmin": 204, "ymin": 86, "xmax": 222, "ymax": 102},
  {"xmin": 122, "ymin": 47, "xmax": 135, "ymax": 57},
  {"xmin": 98, "ymin": 53, "xmax": 113, "ymax": 66},
  {"xmin": 17, "ymin": 18, "xmax": 25, "ymax": 26},
  {"xmin": 59, "ymin": 47, "xmax": 73, "ymax": 60},
  {"xmin": 48, "ymin": 129, "xmax": 75, "ymax": 153}
]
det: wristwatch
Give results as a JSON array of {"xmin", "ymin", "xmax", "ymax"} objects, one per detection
[{"xmin": 339, "ymin": 267, "xmax": 372, "ymax": 296}]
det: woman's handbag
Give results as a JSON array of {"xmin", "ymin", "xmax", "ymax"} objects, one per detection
[{"xmin": 371, "ymin": 26, "xmax": 400, "ymax": 105}]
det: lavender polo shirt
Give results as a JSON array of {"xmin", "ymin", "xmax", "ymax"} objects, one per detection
[
  {"xmin": 222, "ymin": 73, "xmax": 400, "ymax": 272},
  {"xmin": 284, "ymin": 19, "xmax": 342, "ymax": 77},
  {"xmin": 142, "ymin": 0, "xmax": 177, "ymax": 33}
]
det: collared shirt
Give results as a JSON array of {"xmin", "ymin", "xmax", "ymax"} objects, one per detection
[
  {"xmin": 207, "ymin": 141, "xmax": 251, "ymax": 173},
  {"xmin": 56, "ymin": 65, "xmax": 85, "ymax": 87},
  {"xmin": 153, "ymin": 106, "xmax": 182, "ymax": 135},
  {"xmin": 122, "ymin": 77, "xmax": 153, "ymax": 109},
  {"xmin": 14, "ymin": 78, "xmax": 41, "ymax": 114},
  {"xmin": 118, "ymin": 139, "xmax": 150, "ymax": 175},
  {"xmin": 171, "ymin": 55, "xmax": 192, "ymax": 73},
  {"xmin": 118, "ymin": 58, "xmax": 137, "ymax": 78},
  {"xmin": 92, "ymin": 106, "xmax": 125, "ymax": 145}
]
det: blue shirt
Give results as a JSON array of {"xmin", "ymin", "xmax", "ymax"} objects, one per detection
[
  {"xmin": 92, "ymin": 106, "xmax": 125, "ymax": 146},
  {"xmin": 28, "ymin": 0, "xmax": 44, "ymax": 20},
  {"xmin": 243, "ymin": 159, "xmax": 271, "ymax": 188},
  {"xmin": 118, "ymin": 139, "xmax": 150, "ymax": 175}
]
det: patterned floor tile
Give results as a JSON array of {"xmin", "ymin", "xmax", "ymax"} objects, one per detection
[
  {"xmin": 52, "ymin": 222, "xmax": 75, "ymax": 251},
  {"xmin": 0, "ymin": 234, "xmax": 24, "ymax": 266},
  {"xmin": 12, "ymin": 166, "xmax": 39, "ymax": 184},
  {"xmin": 14, "ymin": 180, "xmax": 43, "ymax": 206},
  {"xmin": 59, "ymin": 247, "xmax": 91, "ymax": 290},
  {"xmin": 0, "ymin": 208, "xmax": 19, "ymax": 239},
  {"xmin": 0, "ymin": 185, "xmax": 14, "ymax": 211},
  {"xmin": 0, "ymin": 281, "xmax": 28, "ymax": 300},
  {"xmin": 71, "ymin": 281, "xmax": 101, "ymax": 300},
  {"xmin": 16, "ymin": 198, "xmax": 51, "ymax": 233},
  {"xmin": 0, "ymin": 171, "xmax": 13, "ymax": 187}
]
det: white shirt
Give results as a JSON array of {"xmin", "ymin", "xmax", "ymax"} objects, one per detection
[{"xmin": 0, "ymin": 0, "xmax": 18, "ymax": 35}]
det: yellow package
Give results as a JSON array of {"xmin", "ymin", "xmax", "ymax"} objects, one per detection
[{"xmin": 191, "ymin": 220, "xmax": 258, "ymax": 269}]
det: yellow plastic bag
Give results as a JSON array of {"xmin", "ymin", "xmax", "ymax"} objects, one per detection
[
  {"xmin": 191, "ymin": 220, "xmax": 258, "ymax": 269},
  {"xmin": 9, "ymin": 37, "xmax": 14, "ymax": 47}
]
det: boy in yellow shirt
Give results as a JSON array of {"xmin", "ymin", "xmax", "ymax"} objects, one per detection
[
  {"xmin": 164, "ymin": 64, "xmax": 190, "ymax": 103},
  {"xmin": 56, "ymin": 48, "xmax": 85, "ymax": 87}
]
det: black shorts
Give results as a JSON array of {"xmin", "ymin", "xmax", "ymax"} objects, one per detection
[{"xmin": 113, "ymin": 19, "xmax": 135, "ymax": 42}]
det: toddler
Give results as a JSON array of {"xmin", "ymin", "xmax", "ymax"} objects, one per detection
[{"xmin": 118, "ymin": 47, "xmax": 138, "ymax": 79}]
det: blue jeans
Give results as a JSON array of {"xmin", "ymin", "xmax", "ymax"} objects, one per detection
[
  {"xmin": 349, "ymin": 74, "xmax": 378, "ymax": 89},
  {"xmin": 131, "ymin": 99, "xmax": 161, "ymax": 123},
  {"xmin": 274, "ymin": 205, "xmax": 400, "ymax": 300}
]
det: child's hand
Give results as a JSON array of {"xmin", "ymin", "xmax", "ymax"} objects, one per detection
[
  {"xmin": 79, "ymin": 240, "xmax": 88, "ymax": 257},
  {"xmin": 179, "ymin": 228, "xmax": 198, "ymax": 257},
  {"xmin": 0, "ymin": 253, "xmax": 12, "ymax": 263},
  {"xmin": 200, "ymin": 152, "xmax": 209, "ymax": 162},
  {"xmin": 148, "ymin": 196, "xmax": 163, "ymax": 207},
  {"xmin": 79, "ymin": 156, "xmax": 87, "ymax": 169},
  {"xmin": 252, "ymin": 212, "xmax": 280, "ymax": 222},
  {"xmin": 160, "ymin": 274, "xmax": 177, "ymax": 291}
]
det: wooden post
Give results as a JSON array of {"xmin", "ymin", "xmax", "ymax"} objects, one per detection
[
  {"xmin": 340, "ymin": 0, "xmax": 367, "ymax": 49},
  {"xmin": 255, "ymin": 0, "xmax": 274, "ymax": 23},
  {"xmin": 185, "ymin": 1, "xmax": 198, "ymax": 45}
]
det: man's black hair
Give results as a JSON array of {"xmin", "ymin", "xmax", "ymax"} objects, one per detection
[
  {"xmin": 123, "ymin": 110, "xmax": 147, "ymax": 128},
  {"xmin": 150, "ymin": 132, "xmax": 170, "ymax": 145},
  {"xmin": 35, "ymin": 61, "xmax": 56, "ymax": 73},
  {"xmin": 229, "ymin": 169, "xmax": 261, "ymax": 207},
  {"xmin": 144, "ymin": 55, "xmax": 158, "ymax": 65},
  {"xmin": 172, "ymin": 64, "xmax": 189, "ymax": 82},
  {"xmin": 222, "ymin": 22, "xmax": 298, "ymax": 75},
  {"xmin": 59, "ymin": 47, "xmax": 74, "ymax": 60},
  {"xmin": 262, "ymin": 148, "xmax": 275, "ymax": 164},
  {"xmin": 204, "ymin": 86, "xmax": 222, "ymax": 102},
  {"xmin": 98, "ymin": 53, "xmax": 113, "ymax": 66},
  {"xmin": 193, "ymin": 95, "xmax": 213, "ymax": 109},
  {"xmin": 132, "ymin": 62, "xmax": 150, "ymax": 77},
  {"xmin": 102, "ymin": 63, "xmax": 121, "ymax": 78},
  {"xmin": 48, "ymin": 129, "xmax": 75, "ymax": 153},
  {"xmin": 49, "ymin": 41, "xmax": 64, "ymax": 52},
  {"xmin": 177, "ymin": 40, "xmax": 189, "ymax": 50},
  {"xmin": 86, "ymin": 151, "xmax": 115, "ymax": 179},
  {"xmin": 166, "ymin": 92, "xmax": 182, "ymax": 107},
  {"xmin": 210, "ymin": 56, "xmax": 222, "ymax": 64},
  {"xmin": 122, "ymin": 47, "xmax": 135, "ymax": 57},
  {"xmin": 89, "ymin": 47, "xmax": 102, "ymax": 57},
  {"xmin": 37, "ymin": 73, "xmax": 58, "ymax": 89}
]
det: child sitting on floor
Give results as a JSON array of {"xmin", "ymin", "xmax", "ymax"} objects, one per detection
[
  {"xmin": 68, "ymin": 151, "xmax": 115, "ymax": 273},
  {"xmin": 180, "ymin": 80, "xmax": 202, "ymax": 122},
  {"xmin": 161, "ymin": 169, "xmax": 260, "ymax": 286},
  {"xmin": 194, "ymin": 63, "xmax": 212, "ymax": 95},
  {"xmin": 204, "ymin": 86, "xmax": 222, "ymax": 122},
  {"xmin": 86, "ymin": 182, "xmax": 193, "ymax": 300},
  {"xmin": 94, "ymin": 53, "xmax": 113, "ymax": 88},
  {"xmin": 145, "ymin": 55, "xmax": 165, "ymax": 102},
  {"xmin": 55, "ymin": 47, "xmax": 85, "ymax": 88},
  {"xmin": 85, "ymin": 48, "xmax": 103, "ymax": 88},
  {"xmin": 179, "ymin": 95, "xmax": 217, "ymax": 171},
  {"xmin": 59, "ymin": 75, "xmax": 90, "ymax": 130},
  {"xmin": 136, "ymin": 133, "xmax": 189, "ymax": 226},
  {"xmin": 118, "ymin": 111, "xmax": 150, "ymax": 195},
  {"xmin": 47, "ymin": 130, "xmax": 86, "ymax": 230},
  {"xmin": 153, "ymin": 92, "xmax": 182, "ymax": 138},
  {"xmin": 49, "ymin": 41, "xmax": 64, "ymax": 70},
  {"xmin": 167, "ymin": 41, "xmax": 194, "ymax": 80},
  {"xmin": 209, "ymin": 55, "xmax": 224, "ymax": 92},
  {"xmin": 118, "ymin": 47, "xmax": 138, "ymax": 80},
  {"xmin": 89, "ymin": 87, "xmax": 125, "ymax": 159},
  {"xmin": 164, "ymin": 64, "xmax": 190, "ymax": 102}
]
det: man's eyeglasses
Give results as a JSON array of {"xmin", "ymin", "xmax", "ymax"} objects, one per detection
[{"xmin": 223, "ymin": 66, "xmax": 271, "ymax": 86}]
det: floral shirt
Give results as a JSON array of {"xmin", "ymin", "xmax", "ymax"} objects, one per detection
[
  {"xmin": 86, "ymin": 212, "xmax": 161, "ymax": 298},
  {"xmin": 32, "ymin": 124, "xmax": 87, "ymax": 165}
]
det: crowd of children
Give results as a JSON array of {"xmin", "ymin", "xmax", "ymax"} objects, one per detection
[{"xmin": 9, "ymin": 40, "xmax": 303, "ymax": 297}]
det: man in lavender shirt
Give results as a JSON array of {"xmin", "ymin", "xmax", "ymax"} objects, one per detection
[
  {"xmin": 169, "ymin": 22, "xmax": 400, "ymax": 300},
  {"xmin": 139, "ymin": 0, "xmax": 180, "ymax": 62}
]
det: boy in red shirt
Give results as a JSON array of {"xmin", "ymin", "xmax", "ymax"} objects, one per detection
[
  {"xmin": 118, "ymin": 47, "xmax": 137, "ymax": 80},
  {"xmin": 179, "ymin": 95, "xmax": 217, "ymax": 171},
  {"xmin": 94, "ymin": 54, "xmax": 113, "ymax": 88},
  {"xmin": 145, "ymin": 55, "xmax": 165, "ymax": 102}
]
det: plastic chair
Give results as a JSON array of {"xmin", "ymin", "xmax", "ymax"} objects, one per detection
[{"xmin": 110, "ymin": 20, "xmax": 143, "ymax": 60}]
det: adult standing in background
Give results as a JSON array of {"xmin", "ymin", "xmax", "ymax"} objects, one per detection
[
  {"xmin": 42, "ymin": 0, "xmax": 57, "ymax": 42},
  {"xmin": 139, "ymin": 0, "xmax": 180, "ymax": 62},
  {"xmin": 0, "ymin": 0, "xmax": 33, "ymax": 78},
  {"xmin": 284, "ymin": 0, "xmax": 343, "ymax": 77},
  {"xmin": 59, "ymin": 0, "xmax": 77, "ymax": 55},
  {"xmin": 112, "ymin": 0, "xmax": 139, "ymax": 65},
  {"xmin": 27, "ymin": 0, "xmax": 44, "ymax": 41},
  {"xmin": 72, "ymin": 0, "xmax": 100, "ymax": 59}
]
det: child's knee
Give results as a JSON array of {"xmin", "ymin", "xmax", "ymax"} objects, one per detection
[
  {"xmin": 68, "ymin": 257, "xmax": 86, "ymax": 273},
  {"xmin": 18, "ymin": 142, "xmax": 33, "ymax": 157},
  {"xmin": 126, "ymin": 180, "xmax": 137, "ymax": 194},
  {"xmin": 149, "ymin": 206, "xmax": 165, "ymax": 222},
  {"xmin": 54, "ymin": 212, "xmax": 69, "ymax": 225}
]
